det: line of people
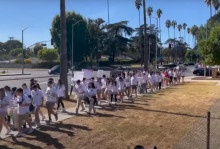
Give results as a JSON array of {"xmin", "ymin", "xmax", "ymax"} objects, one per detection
[
  {"xmin": 0, "ymin": 78, "xmax": 66, "ymax": 137},
  {"xmin": 71, "ymin": 69, "xmax": 186, "ymax": 115},
  {"xmin": 0, "ymin": 68, "xmax": 185, "ymax": 138}
]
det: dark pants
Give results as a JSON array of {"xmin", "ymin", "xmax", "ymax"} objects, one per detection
[
  {"xmin": 159, "ymin": 82, "xmax": 162, "ymax": 90},
  {"xmin": 57, "ymin": 97, "xmax": 65, "ymax": 110},
  {"xmin": 70, "ymin": 86, "xmax": 74, "ymax": 95},
  {"xmin": 111, "ymin": 94, "xmax": 117, "ymax": 102}
]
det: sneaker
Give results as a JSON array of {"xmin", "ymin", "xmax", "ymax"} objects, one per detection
[
  {"xmin": 27, "ymin": 128, "xmax": 34, "ymax": 134},
  {"xmin": 5, "ymin": 130, "xmax": 11, "ymax": 135},
  {"xmin": 61, "ymin": 108, "xmax": 66, "ymax": 112},
  {"xmin": 54, "ymin": 114, "xmax": 58, "ymax": 121},
  {"xmin": 42, "ymin": 116, "xmax": 46, "ymax": 121}
]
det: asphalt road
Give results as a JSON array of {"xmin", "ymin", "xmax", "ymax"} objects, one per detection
[{"xmin": 0, "ymin": 66, "xmax": 195, "ymax": 92}]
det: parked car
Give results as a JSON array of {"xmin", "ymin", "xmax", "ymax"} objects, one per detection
[
  {"xmin": 48, "ymin": 65, "xmax": 69, "ymax": 75},
  {"xmin": 193, "ymin": 68, "xmax": 212, "ymax": 76}
]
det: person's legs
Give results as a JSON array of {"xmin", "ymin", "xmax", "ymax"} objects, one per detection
[
  {"xmin": 89, "ymin": 98, "xmax": 94, "ymax": 114},
  {"xmin": 46, "ymin": 102, "xmax": 52, "ymax": 121},
  {"xmin": 25, "ymin": 114, "xmax": 32, "ymax": 129},
  {"xmin": 60, "ymin": 97, "xmax": 65, "ymax": 109},
  {"xmin": 34, "ymin": 106, "xmax": 40, "ymax": 125},
  {"xmin": 111, "ymin": 94, "xmax": 113, "ymax": 102},
  {"xmin": 17, "ymin": 114, "xmax": 25, "ymax": 133},
  {"xmin": 57, "ymin": 97, "xmax": 61, "ymax": 110},
  {"xmin": 113, "ymin": 94, "xmax": 117, "ymax": 102},
  {"xmin": 159, "ymin": 82, "xmax": 162, "ymax": 90},
  {"xmin": 70, "ymin": 86, "xmax": 73, "ymax": 95}
]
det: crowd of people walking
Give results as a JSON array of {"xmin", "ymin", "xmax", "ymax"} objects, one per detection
[{"xmin": 0, "ymin": 68, "xmax": 185, "ymax": 138}]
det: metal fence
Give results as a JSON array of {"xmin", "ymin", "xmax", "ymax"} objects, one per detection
[{"xmin": 173, "ymin": 99, "xmax": 220, "ymax": 149}]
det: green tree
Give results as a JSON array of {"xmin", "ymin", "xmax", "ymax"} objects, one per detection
[
  {"xmin": 165, "ymin": 20, "xmax": 171, "ymax": 38},
  {"xmin": 199, "ymin": 24, "xmax": 220, "ymax": 65},
  {"xmin": 185, "ymin": 50, "xmax": 199, "ymax": 62},
  {"xmin": 87, "ymin": 18, "xmax": 106, "ymax": 63},
  {"xmin": 3, "ymin": 40, "xmax": 22, "ymax": 54},
  {"xmin": 50, "ymin": 11, "xmax": 88, "ymax": 64},
  {"xmin": 33, "ymin": 43, "xmax": 43, "ymax": 56},
  {"xmin": 38, "ymin": 49, "xmax": 58, "ymax": 62},
  {"xmin": 9, "ymin": 48, "xmax": 22, "ymax": 57},
  {"xmin": 104, "ymin": 21, "xmax": 134, "ymax": 63}
]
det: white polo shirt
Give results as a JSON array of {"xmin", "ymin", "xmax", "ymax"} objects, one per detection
[
  {"xmin": 17, "ymin": 94, "xmax": 31, "ymax": 115},
  {"xmin": 56, "ymin": 85, "xmax": 65, "ymax": 97},
  {"xmin": 46, "ymin": 87, "xmax": 57, "ymax": 102},
  {"xmin": 31, "ymin": 89, "xmax": 44, "ymax": 106}
]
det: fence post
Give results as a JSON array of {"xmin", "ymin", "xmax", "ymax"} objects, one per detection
[{"xmin": 207, "ymin": 111, "xmax": 211, "ymax": 149}]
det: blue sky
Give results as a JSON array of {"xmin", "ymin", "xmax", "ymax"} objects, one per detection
[{"xmin": 0, "ymin": 0, "xmax": 211, "ymax": 48}]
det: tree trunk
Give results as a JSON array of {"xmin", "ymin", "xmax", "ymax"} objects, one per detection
[
  {"xmin": 168, "ymin": 28, "xmax": 170, "ymax": 39},
  {"xmin": 210, "ymin": 4, "xmax": 212, "ymax": 17},
  {"xmin": 143, "ymin": 0, "xmax": 148, "ymax": 70},
  {"xmin": 139, "ymin": 9, "xmax": 141, "ymax": 27},
  {"xmin": 60, "ymin": 0, "xmax": 69, "ymax": 98}
]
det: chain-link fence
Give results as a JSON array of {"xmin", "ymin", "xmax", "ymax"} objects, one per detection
[{"xmin": 173, "ymin": 99, "xmax": 220, "ymax": 149}]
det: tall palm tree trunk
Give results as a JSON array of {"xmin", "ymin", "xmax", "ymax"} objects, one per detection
[
  {"xmin": 173, "ymin": 28, "xmax": 175, "ymax": 62},
  {"xmin": 139, "ymin": 9, "xmax": 141, "ymax": 27},
  {"xmin": 149, "ymin": 17, "xmax": 151, "ymax": 64},
  {"xmin": 143, "ymin": 0, "xmax": 148, "ymax": 70},
  {"xmin": 168, "ymin": 28, "xmax": 170, "ymax": 38},
  {"xmin": 60, "ymin": 0, "xmax": 69, "ymax": 98},
  {"xmin": 159, "ymin": 18, "xmax": 161, "ymax": 41},
  {"xmin": 210, "ymin": 3, "xmax": 212, "ymax": 17}
]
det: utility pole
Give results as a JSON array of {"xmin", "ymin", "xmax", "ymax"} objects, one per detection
[
  {"xmin": 21, "ymin": 27, "xmax": 30, "ymax": 74},
  {"xmin": 143, "ymin": 0, "xmax": 148, "ymax": 71}
]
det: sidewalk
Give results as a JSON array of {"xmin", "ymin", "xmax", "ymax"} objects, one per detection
[{"xmin": 0, "ymin": 101, "xmax": 112, "ymax": 139}]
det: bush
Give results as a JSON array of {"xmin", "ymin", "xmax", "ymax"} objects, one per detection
[
  {"xmin": 10, "ymin": 48, "xmax": 22, "ymax": 57},
  {"xmin": 24, "ymin": 58, "xmax": 32, "ymax": 64},
  {"xmin": 32, "ymin": 62, "xmax": 60, "ymax": 69},
  {"xmin": 14, "ymin": 59, "xmax": 22, "ymax": 64},
  {"xmin": 38, "ymin": 49, "xmax": 58, "ymax": 62}
]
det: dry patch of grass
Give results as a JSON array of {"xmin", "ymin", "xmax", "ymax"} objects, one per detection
[{"xmin": 0, "ymin": 82, "xmax": 220, "ymax": 149}]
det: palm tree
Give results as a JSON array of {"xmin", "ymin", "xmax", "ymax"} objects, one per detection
[
  {"xmin": 165, "ymin": 20, "xmax": 171, "ymax": 38},
  {"xmin": 142, "ymin": 0, "xmax": 148, "ymax": 70},
  {"xmin": 187, "ymin": 28, "xmax": 191, "ymax": 46},
  {"xmin": 171, "ymin": 20, "xmax": 177, "ymax": 62},
  {"xmin": 135, "ymin": 0, "xmax": 142, "ymax": 27},
  {"xmin": 60, "ymin": 0, "xmax": 68, "ymax": 97},
  {"xmin": 212, "ymin": 0, "xmax": 220, "ymax": 14},
  {"xmin": 172, "ymin": 20, "xmax": 177, "ymax": 39},
  {"xmin": 191, "ymin": 25, "xmax": 199, "ymax": 47},
  {"xmin": 147, "ymin": 7, "xmax": 153, "ymax": 63},
  {"xmin": 205, "ymin": 0, "xmax": 213, "ymax": 17},
  {"xmin": 177, "ymin": 24, "xmax": 182, "ymax": 37},
  {"xmin": 157, "ymin": 9, "xmax": 162, "ymax": 41},
  {"xmin": 147, "ymin": 7, "xmax": 153, "ymax": 27},
  {"xmin": 183, "ymin": 23, "xmax": 187, "ymax": 41}
]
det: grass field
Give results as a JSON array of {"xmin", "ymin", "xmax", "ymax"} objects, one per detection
[{"xmin": 0, "ymin": 82, "xmax": 220, "ymax": 149}]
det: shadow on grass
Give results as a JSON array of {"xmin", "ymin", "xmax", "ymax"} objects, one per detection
[
  {"xmin": 4, "ymin": 123, "xmax": 92, "ymax": 149},
  {"xmin": 0, "ymin": 145, "xmax": 13, "ymax": 149}
]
